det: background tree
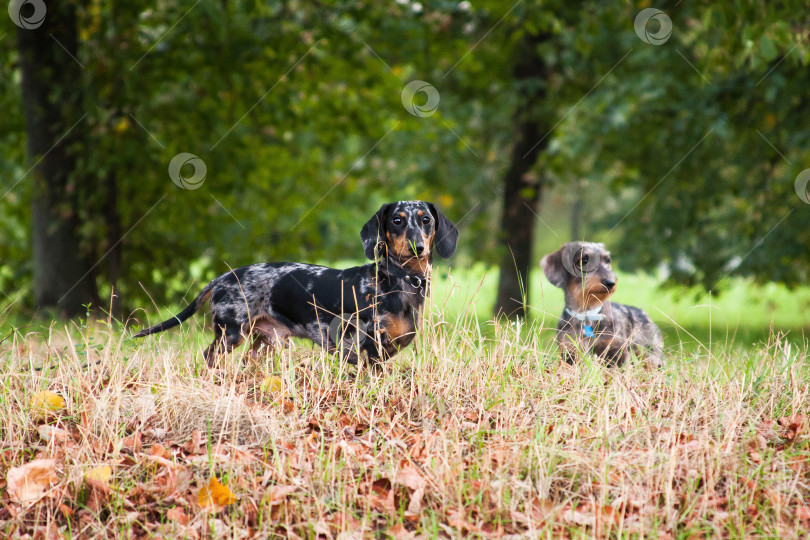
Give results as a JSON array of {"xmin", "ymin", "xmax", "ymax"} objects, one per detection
[
  {"xmin": 1, "ymin": 1, "xmax": 808, "ymax": 322},
  {"xmin": 15, "ymin": 1, "xmax": 98, "ymax": 316},
  {"xmin": 492, "ymin": 29, "xmax": 550, "ymax": 318}
]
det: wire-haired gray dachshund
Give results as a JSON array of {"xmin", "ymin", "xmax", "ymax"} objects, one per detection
[
  {"xmin": 541, "ymin": 242, "xmax": 664, "ymax": 368},
  {"xmin": 135, "ymin": 201, "xmax": 458, "ymax": 366}
]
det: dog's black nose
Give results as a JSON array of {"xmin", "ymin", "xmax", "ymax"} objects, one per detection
[
  {"xmin": 412, "ymin": 245, "xmax": 425, "ymax": 255},
  {"xmin": 601, "ymin": 279, "xmax": 616, "ymax": 290}
]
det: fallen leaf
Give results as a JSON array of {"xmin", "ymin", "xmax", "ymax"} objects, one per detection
[
  {"xmin": 166, "ymin": 506, "xmax": 189, "ymax": 525},
  {"xmin": 149, "ymin": 457, "xmax": 191, "ymax": 497},
  {"xmin": 387, "ymin": 523, "xmax": 416, "ymax": 539},
  {"xmin": 713, "ymin": 509, "xmax": 730, "ymax": 523},
  {"xmin": 447, "ymin": 509, "xmax": 478, "ymax": 532},
  {"xmin": 561, "ymin": 502, "xmax": 619, "ymax": 528},
  {"xmin": 59, "ymin": 503, "xmax": 74, "ymax": 519},
  {"xmin": 7, "ymin": 459, "xmax": 58, "ymax": 503},
  {"xmin": 265, "ymin": 484, "xmax": 299, "ymax": 504},
  {"xmin": 705, "ymin": 496, "xmax": 728, "ymax": 509},
  {"xmin": 338, "ymin": 439, "xmax": 359, "ymax": 457},
  {"xmin": 463, "ymin": 410, "xmax": 478, "ymax": 422},
  {"xmin": 85, "ymin": 477, "xmax": 111, "ymax": 512},
  {"xmin": 764, "ymin": 488, "xmax": 785, "ymax": 508},
  {"xmin": 778, "ymin": 414, "xmax": 805, "ymax": 443},
  {"xmin": 796, "ymin": 505, "xmax": 810, "ymax": 525},
  {"xmin": 208, "ymin": 518, "xmax": 243, "ymax": 538},
  {"xmin": 396, "ymin": 464, "xmax": 427, "ymax": 491},
  {"xmin": 529, "ymin": 497, "xmax": 555, "ymax": 522},
  {"xmin": 325, "ymin": 511, "xmax": 362, "ymax": 533},
  {"xmin": 85, "ymin": 465, "xmax": 112, "ymax": 484},
  {"xmin": 481, "ymin": 521, "xmax": 504, "ymax": 535},
  {"xmin": 184, "ymin": 430, "xmax": 204, "ymax": 455},
  {"xmin": 561, "ymin": 504, "xmax": 593, "ymax": 526},
  {"xmin": 198, "ymin": 477, "xmax": 237, "ymax": 509},
  {"xmin": 368, "ymin": 478, "xmax": 395, "ymax": 513},
  {"xmin": 150, "ymin": 443, "xmax": 172, "ymax": 461},
  {"xmin": 143, "ymin": 427, "xmax": 168, "ymax": 439},
  {"xmin": 407, "ymin": 487, "xmax": 425, "ymax": 514},
  {"xmin": 30, "ymin": 391, "xmax": 65, "ymax": 416},
  {"xmin": 31, "ymin": 523, "xmax": 60, "ymax": 540},
  {"xmin": 336, "ymin": 531, "xmax": 364, "ymax": 540},
  {"xmin": 121, "ymin": 431, "xmax": 142, "ymax": 453},
  {"xmin": 261, "ymin": 375, "xmax": 283, "ymax": 394},
  {"xmin": 36, "ymin": 425, "xmax": 71, "ymax": 445},
  {"xmin": 242, "ymin": 497, "xmax": 259, "ymax": 527}
]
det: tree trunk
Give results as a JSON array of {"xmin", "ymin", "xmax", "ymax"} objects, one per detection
[
  {"xmin": 105, "ymin": 171, "xmax": 122, "ymax": 316},
  {"xmin": 493, "ymin": 32, "xmax": 550, "ymax": 319},
  {"xmin": 17, "ymin": 2, "xmax": 98, "ymax": 316},
  {"xmin": 571, "ymin": 189, "xmax": 583, "ymax": 241}
]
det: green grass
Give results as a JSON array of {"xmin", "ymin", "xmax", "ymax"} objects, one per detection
[
  {"xmin": 5, "ymin": 263, "xmax": 807, "ymax": 355},
  {"xmin": 0, "ymin": 268, "xmax": 808, "ymax": 537},
  {"xmin": 432, "ymin": 263, "xmax": 810, "ymax": 353}
]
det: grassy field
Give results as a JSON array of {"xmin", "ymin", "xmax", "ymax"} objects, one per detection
[
  {"xmin": 1, "ymin": 269, "xmax": 809, "ymax": 538},
  {"xmin": 433, "ymin": 263, "xmax": 810, "ymax": 352}
]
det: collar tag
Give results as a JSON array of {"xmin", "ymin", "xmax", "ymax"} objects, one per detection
[{"xmin": 583, "ymin": 325, "xmax": 595, "ymax": 338}]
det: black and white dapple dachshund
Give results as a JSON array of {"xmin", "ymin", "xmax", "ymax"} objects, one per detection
[{"xmin": 135, "ymin": 201, "xmax": 458, "ymax": 366}]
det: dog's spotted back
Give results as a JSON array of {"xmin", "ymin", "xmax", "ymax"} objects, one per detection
[{"xmin": 136, "ymin": 201, "xmax": 459, "ymax": 366}]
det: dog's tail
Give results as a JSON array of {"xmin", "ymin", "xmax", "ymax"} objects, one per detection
[{"xmin": 134, "ymin": 284, "xmax": 213, "ymax": 337}]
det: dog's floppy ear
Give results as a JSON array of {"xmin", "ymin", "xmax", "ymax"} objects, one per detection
[
  {"xmin": 427, "ymin": 203, "xmax": 459, "ymax": 258},
  {"xmin": 541, "ymin": 245, "xmax": 569, "ymax": 288},
  {"xmin": 361, "ymin": 204, "xmax": 391, "ymax": 260}
]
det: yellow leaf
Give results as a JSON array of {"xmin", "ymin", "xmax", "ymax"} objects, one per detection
[
  {"xmin": 31, "ymin": 391, "xmax": 66, "ymax": 415},
  {"xmin": 261, "ymin": 376, "xmax": 283, "ymax": 394},
  {"xmin": 114, "ymin": 117, "xmax": 130, "ymax": 134},
  {"xmin": 85, "ymin": 465, "xmax": 112, "ymax": 484},
  {"xmin": 198, "ymin": 477, "xmax": 237, "ymax": 509}
]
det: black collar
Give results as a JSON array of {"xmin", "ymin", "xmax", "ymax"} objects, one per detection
[{"xmin": 380, "ymin": 257, "xmax": 428, "ymax": 289}]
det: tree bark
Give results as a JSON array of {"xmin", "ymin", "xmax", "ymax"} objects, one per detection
[
  {"xmin": 571, "ymin": 188, "xmax": 583, "ymax": 241},
  {"xmin": 105, "ymin": 171, "xmax": 122, "ymax": 316},
  {"xmin": 493, "ymin": 32, "xmax": 550, "ymax": 319},
  {"xmin": 17, "ymin": 2, "xmax": 98, "ymax": 316}
]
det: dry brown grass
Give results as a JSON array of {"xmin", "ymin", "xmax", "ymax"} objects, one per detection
[{"xmin": 0, "ymin": 305, "xmax": 808, "ymax": 539}]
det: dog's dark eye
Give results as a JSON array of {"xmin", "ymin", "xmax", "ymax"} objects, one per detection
[
  {"xmin": 422, "ymin": 216, "xmax": 431, "ymax": 224},
  {"xmin": 605, "ymin": 257, "xmax": 611, "ymax": 264},
  {"xmin": 580, "ymin": 254, "xmax": 589, "ymax": 266},
  {"xmin": 392, "ymin": 217, "xmax": 402, "ymax": 225}
]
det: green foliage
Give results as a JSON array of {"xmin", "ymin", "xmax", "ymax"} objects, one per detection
[
  {"xmin": 1, "ymin": 0, "xmax": 808, "ymax": 313},
  {"xmin": 546, "ymin": 1, "xmax": 810, "ymax": 289}
]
